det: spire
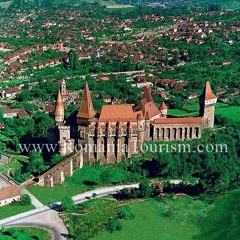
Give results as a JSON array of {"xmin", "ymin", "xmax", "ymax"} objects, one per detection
[
  {"xmin": 55, "ymin": 89, "xmax": 64, "ymax": 117},
  {"xmin": 159, "ymin": 102, "xmax": 167, "ymax": 111},
  {"xmin": 202, "ymin": 81, "xmax": 217, "ymax": 100},
  {"xmin": 141, "ymin": 86, "xmax": 155, "ymax": 103},
  {"xmin": 77, "ymin": 83, "xmax": 95, "ymax": 119}
]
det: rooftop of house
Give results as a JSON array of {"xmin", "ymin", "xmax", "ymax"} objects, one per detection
[
  {"xmin": 0, "ymin": 172, "xmax": 19, "ymax": 188},
  {"xmin": 0, "ymin": 185, "xmax": 20, "ymax": 201}
]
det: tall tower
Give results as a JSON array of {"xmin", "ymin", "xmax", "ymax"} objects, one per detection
[
  {"xmin": 159, "ymin": 101, "xmax": 167, "ymax": 118},
  {"xmin": 60, "ymin": 79, "xmax": 68, "ymax": 102},
  {"xmin": 77, "ymin": 83, "xmax": 96, "ymax": 161},
  {"xmin": 77, "ymin": 83, "xmax": 95, "ymax": 125},
  {"xmin": 199, "ymin": 81, "xmax": 217, "ymax": 128},
  {"xmin": 55, "ymin": 89, "xmax": 64, "ymax": 126}
]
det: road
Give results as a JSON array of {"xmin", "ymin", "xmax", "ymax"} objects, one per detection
[{"xmin": 0, "ymin": 184, "xmax": 139, "ymax": 240}]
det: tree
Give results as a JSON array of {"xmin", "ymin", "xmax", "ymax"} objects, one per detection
[
  {"xmin": 69, "ymin": 50, "xmax": 79, "ymax": 70},
  {"xmin": 117, "ymin": 206, "xmax": 135, "ymax": 220},
  {"xmin": 100, "ymin": 168, "xmax": 114, "ymax": 184},
  {"xmin": 21, "ymin": 194, "xmax": 31, "ymax": 206},
  {"xmin": 106, "ymin": 218, "xmax": 122, "ymax": 233},
  {"xmin": 61, "ymin": 196, "xmax": 76, "ymax": 212},
  {"xmin": 33, "ymin": 112, "xmax": 54, "ymax": 137},
  {"xmin": 27, "ymin": 150, "xmax": 47, "ymax": 174},
  {"xmin": 138, "ymin": 179, "xmax": 152, "ymax": 198},
  {"xmin": 208, "ymin": 4, "xmax": 221, "ymax": 11}
]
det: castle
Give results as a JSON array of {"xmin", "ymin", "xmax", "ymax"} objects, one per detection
[{"xmin": 54, "ymin": 81, "xmax": 217, "ymax": 164}]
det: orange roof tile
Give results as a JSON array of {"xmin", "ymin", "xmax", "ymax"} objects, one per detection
[
  {"xmin": 99, "ymin": 104, "xmax": 137, "ymax": 122},
  {"xmin": 0, "ymin": 185, "xmax": 20, "ymax": 201},
  {"xmin": 77, "ymin": 83, "xmax": 95, "ymax": 119},
  {"xmin": 154, "ymin": 117, "xmax": 202, "ymax": 124},
  {"xmin": 159, "ymin": 102, "xmax": 167, "ymax": 110},
  {"xmin": 202, "ymin": 81, "xmax": 217, "ymax": 100},
  {"xmin": 141, "ymin": 86, "xmax": 154, "ymax": 103}
]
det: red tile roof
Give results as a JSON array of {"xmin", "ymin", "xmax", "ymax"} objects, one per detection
[
  {"xmin": 77, "ymin": 83, "xmax": 95, "ymax": 119},
  {"xmin": 0, "ymin": 185, "xmax": 20, "ymax": 201},
  {"xmin": 154, "ymin": 117, "xmax": 202, "ymax": 124},
  {"xmin": 99, "ymin": 104, "xmax": 137, "ymax": 122},
  {"xmin": 159, "ymin": 102, "xmax": 167, "ymax": 110},
  {"xmin": 203, "ymin": 81, "xmax": 217, "ymax": 100}
]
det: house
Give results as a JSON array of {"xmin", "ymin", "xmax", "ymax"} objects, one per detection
[
  {"xmin": 1, "ymin": 87, "xmax": 21, "ymax": 99},
  {"xmin": 151, "ymin": 182, "xmax": 164, "ymax": 193},
  {"xmin": 0, "ymin": 107, "xmax": 28, "ymax": 118},
  {"xmin": 0, "ymin": 173, "xmax": 20, "ymax": 207},
  {"xmin": 43, "ymin": 105, "xmax": 55, "ymax": 114},
  {"xmin": 0, "ymin": 185, "xmax": 21, "ymax": 206},
  {"xmin": 102, "ymin": 95, "xmax": 112, "ymax": 103},
  {"xmin": 187, "ymin": 93, "xmax": 198, "ymax": 100},
  {"xmin": 223, "ymin": 59, "xmax": 232, "ymax": 65}
]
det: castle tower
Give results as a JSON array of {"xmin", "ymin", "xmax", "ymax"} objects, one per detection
[
  {"xmin": 58, "ymin": 125, "xmax": 74, "ymax": 156},
  {"xmin": 55, "ymin": 89, "xmax": 64, "ymax": 126},
  {"xmin": 199, "ymin": 81, "xmax": 217, "ymax": 128},
  {"xmin": 159, "ymin": 102, "xmax": 167, "ymax": 118},
  {"xmin": 60, "ymin": 79, "xmax": 68, "ymax": 102},
  {"xmin": 77, "ymin": 83, "xmax": 96, "ymax": 162},
  {"xmin": 77, "ymin": 82, "xmax": 96, "ymax": 125}
]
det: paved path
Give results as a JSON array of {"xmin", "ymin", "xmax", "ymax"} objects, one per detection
[
  {"xmin": 0, "ymin": 184, "xmax": 139, "ymax": 240},
  {"xmin": 7, "ymin": 210, "xmax": 68, "ymax": 240},
  {"xmin": 20, "ymin": 188, "xmax": 44, "ymax": 209}
]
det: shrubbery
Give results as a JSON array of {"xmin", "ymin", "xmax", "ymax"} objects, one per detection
[{"xmin": 20, "ymin": 194, "xmax": 31, "ymax": 206}]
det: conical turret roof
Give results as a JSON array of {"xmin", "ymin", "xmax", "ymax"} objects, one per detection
[
  {"xmin": 55, "ymin": 89, "xmax": 64, "ymax": 117},
  {"xmin": 77, "ymin": 83, "xmax": 95, "ymax": 119},
  {"xmin": 159, "ymin": 102, "xmax": 167, "ymax": 111},
  {"xmin": 201, "ymin": 81, "xmax": 217, "ymax": 100}
]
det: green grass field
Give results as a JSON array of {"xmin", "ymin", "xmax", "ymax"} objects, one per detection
[
  {"xmin": 168, "ymin": 100, "xmax": 239, "ymax": 123},
  {"xmin": 0, "ymin": 227, "xmax": 51, "ymax": 239},
  {"xmin": 195, "ymin": 189, "xmax": 240, "ymax": 240},
  {"xmin": 92, "ymin": 198, "xmax": 207, "ymax": 240},
  {"xmin": 216, "ymin": 106, "xmax": 240, "ymax": 122},
  {"xmin": 28, "ymin": 182, "xmax": 91, "ymax": 205},
  {"xmin": 0, "ymin": 202, "xmax": 35, "ymax": 220}
]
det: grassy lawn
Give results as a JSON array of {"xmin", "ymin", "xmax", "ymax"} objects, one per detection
[
  {"xmin": 92, "ymin": 197, "xmax": 207, "ymax": 240},
  {"xmin": 28, "ymin": 182, "xmax": 91, "ymax": 205},
  {"xmin": 0, "ymin": 202, "xmax": 35, "ymax": 220},
  {"xmin": 216, "ymin": 106, "xmax": 240, "ymax": 122},
  {"xmin": 168, "ymin": 101, "xmax": 239, "ymax": 123},
  {"xmin": 0, "ymin": 227, "xmax": 51, "ymax": 239}
]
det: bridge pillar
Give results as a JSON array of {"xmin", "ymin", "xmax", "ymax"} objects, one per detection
[{"xmin": 44, "ymin": 175, "xmax": 54, "ymax": 187}]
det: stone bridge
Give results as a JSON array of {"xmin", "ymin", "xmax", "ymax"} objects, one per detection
[{"xmin": 37, "ymin": 151, "xmax": 83, "ymax": 187}]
